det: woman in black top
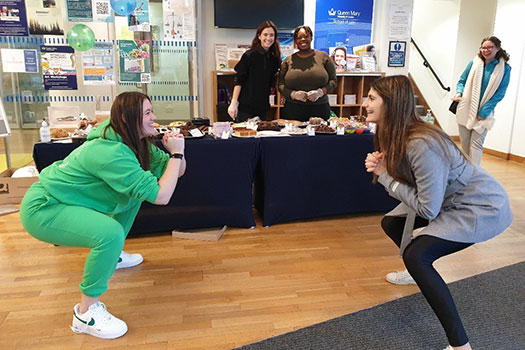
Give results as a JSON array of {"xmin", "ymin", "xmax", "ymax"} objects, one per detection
[{"xmin": 228, "ymin": 21, "xmax": 281, "ymax": 122}]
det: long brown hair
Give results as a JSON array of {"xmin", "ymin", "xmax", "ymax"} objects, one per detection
[
  {"xmin": 477, "ymin": 36, "xmax": 510, "ymax": 62},
  {"xmin": 105, "ymin": 91, "xmax": 153, "ymax": 170},
  {"xmin": 251, "ymin": 20, "xmax": 281, "ymax": 66},
  {"xmin": 371, "ymin": 75, "xmax": 462, "ymax": 186}
]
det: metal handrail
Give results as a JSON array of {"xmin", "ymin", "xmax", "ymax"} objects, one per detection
[{"xmin": 411, "ymin": 38, "xmax": 450, "ymax": 92}]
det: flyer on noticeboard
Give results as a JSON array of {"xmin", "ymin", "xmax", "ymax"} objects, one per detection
[
  {"xmin": 118, "ymin": 39, "xmax": 151, "ymax": 83},
  {"xmin": 0, "ymin": 0, "xmax": 29, "ymax": 36},
  {"xmin": 41, "ymin": 45, "xmax": 78, "ymax": 90},
  {"xmin": 26, "ymin": 0, "xmax": 64, "ymax": 35},
  {"xmin": 82, "ymin": 42, "xmax": 115, "ymax": 85}
]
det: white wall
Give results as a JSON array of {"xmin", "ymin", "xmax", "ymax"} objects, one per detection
[
  {"xmin": 410, "ymin": 0, "xmax": 456, "ymax": 133},
  {"xmin": 492, "ymin": 0, "xmax": 525, "ymax": 157},
  {"xmin": 410, "ymin": 0, "xmax": 525, "ymax": 159}
]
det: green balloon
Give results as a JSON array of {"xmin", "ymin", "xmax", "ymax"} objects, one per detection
[{"xmin": 67, "ymin": 24, "xmax": 95, "ymax": 51}]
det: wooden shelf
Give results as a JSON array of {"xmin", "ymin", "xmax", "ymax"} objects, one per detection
[{"xmin": 212, "ymin": 71, "xmax": 385, "ymax": 121}]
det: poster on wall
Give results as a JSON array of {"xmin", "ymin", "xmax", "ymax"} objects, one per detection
[
  {"xmin": 118, "ymin": 39, "xmax": 151, "ymax": 83},
  {"xmin": 114, "ymin": 14, "xmax": 133, "ymax": 40},
  {"xmin": 278, "ymin": 32, "xmax": 294, "ymax": 60},
  {"xmin": 127, "ymin": 0, "xmax": 150, "ymax": 32},
  {"xmin": 66, "ymin": 0, "xmax": 93, "ymax": 22},
  {"xmin": 388, "ymin": 41, "xmax": 406, "ymax": 67},
  {"xmin": 389, "ymin": 3, "xmax": 412, "ymax": 39},
  {"xmin": 81, "ymin": 42, "xmax": 115, "ymax": 85},
  {"xmin": 162, "ymin": 0, "xmax": 194, "ymax": 41},
  {"xmin": 41, "ymin": 45, "xmax": 78, "ymax": 90},
  {"xmin": 0, "ymin": 48, "xmax": 38, "ymax": 72},
  {"xmin": 0, "ymin": 0, "xmax": 29, "ymax": 36},
  {"xmin": 26, "ymin": 0, "xmax": 64, "ymax": 35},
  {"xmin": 314, "ymin": 0, "xmax": 373, "ymax": 54},
  {"xmin": 92, "ymin": 0, "xmax": 112, "ymax": 22}
]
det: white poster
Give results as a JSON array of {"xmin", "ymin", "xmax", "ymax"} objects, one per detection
[
  {"xmin": 1, "ymin": 48, "xmax": 39, "ymax": 73},
  {"xmin": 389, "ymin": 3, "xmax": 412, "ymax": 39},
  {"xmin": 215, "ymin": 44, "xmax": 227, "ymax": 70},
  {"xmin": 163, "ymin": 0, "xmax": 194, "ymax": 41},
  {"xmin": 92, "ymin": 0, "xmax": 112, "ymax": 22},
  {"xmin": 81, "ymin": 42, "xmax": 115, "ymax": 85}
]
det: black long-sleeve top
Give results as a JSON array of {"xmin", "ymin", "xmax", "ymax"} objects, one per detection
[{"xmin": 234, "ymin": 46, "xmax": 280, "ymax": 114}]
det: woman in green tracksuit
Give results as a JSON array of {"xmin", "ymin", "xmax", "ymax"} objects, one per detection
[{"xmin": 20, "ymin": 91, "xmax": 186, "ymax": 339}]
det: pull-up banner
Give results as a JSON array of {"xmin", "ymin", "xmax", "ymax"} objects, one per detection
[{"xmin": 314, "ymin": 0, "xmax": 374, "ymax": 54}]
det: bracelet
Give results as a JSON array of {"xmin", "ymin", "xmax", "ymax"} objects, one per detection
[{"xmin": 169, "ymin": 153, "xmax": 183, "ymax": 159}]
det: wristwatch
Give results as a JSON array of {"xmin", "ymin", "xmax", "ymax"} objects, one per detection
[{"xmin": 169, "ymin": 153, "xmax": 183, "ymax": 159}]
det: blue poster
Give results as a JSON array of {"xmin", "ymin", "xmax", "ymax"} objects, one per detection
[
  {"xmin": 66, "ymin": 0, "xmax": 93, "ymax": 22},
  {"xmin": 314, "ymin": 0, "xmax": 374, "ymax": 53},
  {"xmin": 0, "ymin": 0, "xmax": 29, "ymax": 36},
  {"xmin": 277, "ymin": 32, "xmax": 294, "ymax": 60},
  {"xmin": 388, "ymin": 41, "xmax": 406, "ymax": 67},
  {"xmin": 24, "ymin": 49, "xmax": 38, "ymax": 72},
  {"xmin": 41, "ymin": 45, "xmax": 78, "ymax": 90},
  {"xmin": 127, "ymin": 0, "xmax": 150, "ymax": 32}
]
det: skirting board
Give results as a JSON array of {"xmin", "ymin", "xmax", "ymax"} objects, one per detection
[{"xmin": 172, "ymin": 225, "xmax": 227, "ymax": 242}]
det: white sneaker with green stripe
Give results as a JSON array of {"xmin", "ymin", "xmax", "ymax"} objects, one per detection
[
  {"xmin": 71, "ymin": 302, "xmax": 128, "ymax": 339},
  {"xmin": 116, "ymin": 251, "xmax": 143, "ymax": 269}
]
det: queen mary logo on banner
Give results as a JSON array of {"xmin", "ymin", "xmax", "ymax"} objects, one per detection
[{"xmin": 314, "ymin": 0, "xmax": 374, "ymax": 54}]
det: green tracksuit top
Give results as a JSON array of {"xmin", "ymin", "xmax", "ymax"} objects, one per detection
[{"xmin": 38, "ymin": 119, "xmax": 169, "ymax": 215}]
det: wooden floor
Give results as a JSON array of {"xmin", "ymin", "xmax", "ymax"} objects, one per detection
[{"xmin": 0, "ymin": 153, "xmax": 524, "ymax": 350}]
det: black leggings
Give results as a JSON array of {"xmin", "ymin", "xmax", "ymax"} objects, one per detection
[{"xmin": 381, "ymin": 216, "xmax": 473, "ymax": 347}]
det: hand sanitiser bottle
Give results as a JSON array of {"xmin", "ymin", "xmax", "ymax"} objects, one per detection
[
  {"xmin": 425, "ymin": 109, "xmax": 434, "ymax": 124},
  {"xmin": 40, "ymin": 118, "xmax": 51, "ymax": 143}
]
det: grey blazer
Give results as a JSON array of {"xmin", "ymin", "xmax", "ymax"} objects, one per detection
[{"xmin": 378, "ymin": 136, "xmax": 512, "ymax": 251}]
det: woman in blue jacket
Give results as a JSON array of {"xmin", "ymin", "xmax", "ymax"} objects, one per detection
[
  {"xmin": 453, "ymin": 36, "xmax": 511, "ymax": 165},
  {"xmin": 364, "ymin": 75, "xmax": 512, "ymax": 350},
  {"xmin": 227, "ymin": 20, "xmax": 281, "ymax": 122}
]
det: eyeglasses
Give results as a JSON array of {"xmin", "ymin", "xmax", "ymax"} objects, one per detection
[{"xmin": 479, "ymin": 46, "xmax": 495, "ymax": 51}]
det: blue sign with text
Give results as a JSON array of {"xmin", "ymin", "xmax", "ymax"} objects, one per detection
[{"xmin": 314, "ymin": 0, "xmax": 374, "ymax": 53}]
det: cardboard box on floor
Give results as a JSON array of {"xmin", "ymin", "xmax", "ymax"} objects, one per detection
[{"xmin": 0, "ymin": 168, "xmax": 38, "ymax": 204}]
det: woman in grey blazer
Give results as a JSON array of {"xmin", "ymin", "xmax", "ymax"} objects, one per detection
[{"xmin": 363, "ymin": 75, "xmax": 512, "ymax": 350}]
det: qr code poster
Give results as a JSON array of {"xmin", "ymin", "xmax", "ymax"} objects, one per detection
[{"xmin": 93, "ymin": 0, "xmax": 113, "ymax": 23}]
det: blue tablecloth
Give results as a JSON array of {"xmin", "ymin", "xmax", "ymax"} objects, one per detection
[
  {"xmin": 33, "ymin": 134, "xmax": 398, "ymax": 232},
  {"xmin": 254, "ymin": 134, "xmax": 399, "ymax": 226},
  {"xmin": 33, "ymin": 136, "xmax": 260, "ymax": 233}
]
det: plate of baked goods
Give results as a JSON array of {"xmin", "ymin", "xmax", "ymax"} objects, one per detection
[
  {"xmin": 281, "ymin": 127, "xmax": 307, "ymax": 135},
  {"xmin": 179, "ymin": 127, "xmax": 207, "ymax": 138},
  {"xmin": 50, "ymin": 128, "xmax": 70, "ymax": 139},
  {"xmin": 168, "ymin": 121, "xmax": 188, "ymax": 128},
  {"xmin": 314, "ymin": 125, "xmax": 336, "ymax": 134},
  {"xmin": 257, "ymin": 121, "xmax": 282, "ymax": 131},
  {"xmin": 258, "ymin": 130, "xmax": 289, "ymax": 137},
  {"xmin": 308, "ymin": 117, "xmax": 327, "ymax": 126},
  {"xmin": 275, "ymin": 119, "xmax": 307, "ymax": 127},
  {"xmin": 233, "ymin": 128, "xmax": 258, "ymax": 138}
]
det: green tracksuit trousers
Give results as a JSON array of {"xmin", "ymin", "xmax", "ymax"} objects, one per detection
[{"xmin": 20, "ymin": 182, "xmax": 141, "ymax": 297}]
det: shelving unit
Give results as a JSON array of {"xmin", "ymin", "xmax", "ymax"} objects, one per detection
[{"xmin": 212, "ymin": 71, "xmax": 385, "ymax": 122}]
